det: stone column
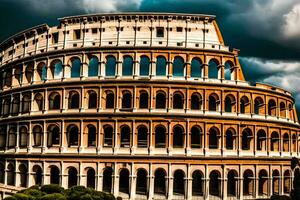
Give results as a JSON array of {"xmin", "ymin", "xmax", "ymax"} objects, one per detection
[{"xmin": 148, "ymin": 165, "xmax": 154, "ymax": 199}]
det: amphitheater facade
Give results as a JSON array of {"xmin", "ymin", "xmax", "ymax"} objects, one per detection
[{"xmin": 0, "ymin": 13, "xmax": 299, "ymax": 200}]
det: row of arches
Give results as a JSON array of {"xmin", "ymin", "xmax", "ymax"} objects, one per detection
[
  {"xmin": 0, "ymin": 163, "xmax": 292, "ymax": 198},
  {"xmin": 2, "ymin": 55, "xmax": 237, "ymax": 88},
  {"xmin": 1, "ymin": 124, "xmax": 297, "ymax": 153}
]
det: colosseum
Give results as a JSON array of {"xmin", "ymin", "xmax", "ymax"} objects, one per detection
[{"xmin": 0, "ymin": 12, "xmax": 299, "ymax": 200}]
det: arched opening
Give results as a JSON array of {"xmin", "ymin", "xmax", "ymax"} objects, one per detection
[
  {"xmin": 191, "ymin": 126, "xmax": 202, "ymax": 148},
  {"xmin": 209, "ymin": 94, "xmax": 219, "ymax": 111},
  {"xmin": 105, "ymin": 55, "xmax": 116, "ymax": 76},
  {"xmin": 3, "ymin": 69, "xmax": 12, "ymax": 87},
  {"xmin": 208, "ymin": 59, "xmax": 219, "ymax": 79},
  {"xmin": 155, "ymin": 126, "xmax": 166, "ymax": 148},
  {"xmin": 225, "ymin": 129, "xmax": 235, "ymax": 150},
  {"xmin": 283, "ymin": 133, "xmax": 289, "ymax": 152},
  {"xmin": 192, "ymin": 170, "xmax": 203, "ymax": 196},
  {"xmin": 68, "ymin": 167, "xmax": 78, "ymax": 188},
  {"xmin": 209, "ymin": 170, "xmax": 221, "ymax": 197},
  {"xmin": 34, "ymin": 93, "xmax": 44, "ymax": 111},
  {"xmin": 51, "ymin": 60, "xmax": 63, "ymax": 79},
  {"xmin": 25, "ymin": 62, "xmax": 34, "ymax": 83},
  {"xmin": 50, "ymin": 166, "xmax": 60, "ymax": 184},
  {"xmin": 19, "ymin": 164, "xmax": 27, "ymax": 187},
  {"xmin": 88, "ymin": 56, "xmax": 98, "ymax": 77},
  {"xmin": 49, "ymin": 92, "xmax": 61, "ymax": 110},
  {"xmin": 8, "ymin": 128, "xmax": 16, "ymax": 148},
  {"xmin": 292, "ymin": 134, "xmax": 297, "ymax": 152},
  {"xmin": 243, "ymin": 170, "xmax": 254, "ymax": 196},
  {"xmin": 154, "ymin": 169, "xmax": 166, "ymax": 195},
  {"xmin": 105, "ymin": 91, "xmax": 115, "ymax": 109},
  {"xmin": 137, "ymin": 126, "xmax": 148, "ymax": 148},
  {"xmin": 257, "ymin": 129, "xmax": 267, "ymax": 151},
  {"xmin": 120, "ymin": 126, "xmax": 131, "ymax": 148},
  {"xmin": 240, "ymin": 96, "xmax": 250, "ymax": 114},
  {"xmin": 33, "ymin": 125, "xmax": 42, "ymax": 147},
  {"xmin": 21, "ymin": 94, "xmax": 31, "ymax": 113},
  {"xmin": 140, "ymin": 55, "xmax": 150, "ymax": 76},
  {"xmin": 104, "ymin": 125, "xmax": 113, "ymax": 147},
  {"xmin": 227, "ymin": 170, "xmax": 238, "ymax": 197},
  {"xmin": 242, "ymin": 128, "xmax": 252, "ymax": 150},
  {"xmin": 224, "ymin": 61, "xmax": 233, "ymax": 80},
  {"xmin": 258, "ymin": 170, "xmax": 268, "ymax": 196},
  {"xmin": 122, "ymin": 55, "xmax": 133, "ymax": 76},
  {"xmin": 33, "ymin": 165, "xmax": 43, "ymax": 186},
  {"xmin": 173, "ymin": 125, "xmax": 184, "ymax": 148},
  {"xmin": 173, "ymin": 92, "xmax": 184, "ymax": 109},
  {"xmin": 156, "ymin": 56, "xmax": 167, "ymax": 76},
  {"xmin": 88, "ymin": 125, "xmax": 96, "ymax": 147},
  {"xmin": 191, "ymin": 57, "xmax": 202, "ymax": 78},
  {"xmin": 173, "ymin": 170, "xmax": 185, "ymax": 195},
  {"xmin": 156, "ymin": 92, "xmax": 166, "ymax": 109},
  {"xmin": 103, "ymin": 167, "xmax": 113, "ymax": 192},
  {"xmin": 14, "ymin": 66, "xmax": 23, "ymax": 86},
  {"xmin": 191, "ymin": 93, "xmax": 202, "ymax": 110},
  {"xmin": 47, "ymin": 125, "xmax": 60, "ymax": 147},
  {"xmin": 87, "ymin": 168, "xmax": 96, "ymax": 189},
  {"xmin": 0, "ymin": 128, "xmax": 6, "ymax": 150},
  {"xmin": 88, "ymin": 91, "xmax": 97, "ymax": 109},
  {"xmin": 139, "ymin": 91, "xmax": 149, "ymax": 109},
  {"xmin": 268, "ymin": 99, "xmax": 276, "ymax": 116},
  {"xmin": 122, "ymin": 91, "xmax": 132, "ymax": 109},
  {"xmin": 136, "ymin": 169, "xmax": 148, "ymax": 194},
  {"xmin": 67, "ymin": 125, "xmax": 79, "ymax": 147},
  {"xmin": 284, "ymin": 170, "xmax": 291, "ymax": 194},
  {"xmin": 225, "ymin": 95, "xmax": 235, "ymax": 113},
  {"xmin": 173, "ymin": 56, "xmax": 185, "ymax": 77},
  {"xmin": 271, "ymin": 131, "xmax": 280, "ymax": 151},
  {"xmin": 209, "ymin": 127, "xmax": 219, "ymax": 149},
  {"xmin": 280, "ymin": 102, "xmax": 286, "ymax": 118},
  {"xmin": 272, "ymin": 170, "xmax": 280, "ymax": 195},
  {"xmin": 119, "ymin": 168, "xmax": 130, "ymax": 194},
  {"xmin": 254, "ymin": 97, "xmax": 264, "ymax": 115},
  {"xmin": 19, "ymin": 126, "xmax": 28, "ymax": 148},
  {"xmin": 71, "ymin": 58, "xmax": 81, "ymax": 78},
  {"xmin": 3, "ymin": 98, "xmax": 11, "ymax": 116},
  {"xmin": 37, "ymin": 62, "xmax": 47, "ymax": 81},
  {"xmin": 68, "ymin": 91, "xmax": 80, "ymax": 109},
  {"xmin": 0, "ymin": 163, "xmax": 4, "ymax": 183},
  {"xmin": 7, "ymin": 164, "xmax": 15, "ymax": 186}
]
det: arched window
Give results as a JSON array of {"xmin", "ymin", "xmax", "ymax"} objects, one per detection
[
  {"xmin": 191, "ymin": 126, "xmax": 202, "ymax": 148},
  {"xmin": 7, "ymin": 164, "xmax": 15, "ymax": 186},
  {"xmin": 173, "ymin": 170, "xmax": 185, "ymax": 195},
  {"xmin": 192, "ymin": 170, "xmax": 203, "ymax": 196},
  {"xmin": 105, "ymin": 91, "xmax": 115, "ymax": 109},
  {"xmin": 241, "ymin": 128, "xmax": 252, "ymax": 150},
  {"xmin": 67, "ymin": 125, "xmax": 79, "ymax": 147},
  {"xmin": 33, "ymin": 125, "xmax": 42, "ymax": 147},
  {"xmin": 258, "ymin": 170, "xmax": 268, "ymax": 196},
  {"xmin": 140, "ymin": 55, "xmax": 150, "ymax": 76},
  {"xmin": 8, "ymin": 128, "xmax": 16, "ymax": 148},
  {"xmin": 68, "ymin": 91, "xmax": 80, "ymax": 109},
  {"xmin": 3, "ymin": 98, "xmax": 11, "ymax": 116},
  {"xmin": 50, "ymin": 166, "xmax": 60, "ymax": 184},
  {"xmin": 47, "ymin": 125, "xmax": 60, "ymax": 147},
  {"xmin": 19, "ymin": 126, "xmax": 28, "ymax": 148},
  {"xmin": 227, "ymin": 170, "xmax": 238, "ymax": 197},
  {"xmin": 284, "ymin": 170, "xmax": 291, "ymax": 194},
  {"xmin": 280, "ymin": 102, "xmax": 286, "ymax": 118},
  {"xmin": 225, "ymin": 95, "xmax": 235, "ymax": 113},
  {"xmin": 272, "ymin": 170, "xmax": 280, "ymax": 195},
  {"xmin": 0, "ymin": 127, "xmax": 6, "ymax": 150},
  {"xmin": 87, "ymin": 168, "xmax": 96, "ymax": 189},
  {"xmin": 122, "ymin": 56, "xmax": 133, "ymax": 76},
  {"xmin": 104, "ymin": 126, "xmax": 113, "ymax": 147},
  {"xmin": 119, "ymin": 169, "xmax": 130, "ymax": 194},
  {"xmin": 88, "ymin": 91, "xmax": 97, "ymax": 109},
  {"xmin": 208, "ymin": 59, "xmax": 219, "ymax": 79},
  {"xmin": 225, "ymin": 129, "xmax": 235, "ymax": 150},
  {"xmin": 71, "ymin": 58, "xmax": 81, "ymax": 78},
  {"xmin": 240, "ymin": 96, "xmax": 250, "ymax": 114},
  {"xmin": 173, "ymin": 92, "xmax": 184, "ymax": 109},
  {"xmin": 257, "ymin": 129, "xmax": 267, "ymax": 151},
  {"xmin": 209, "ymin": 170, "xmax": 221, "ymax": 197},
  {"xmin": 292, "ymin": 134, "xmax": 297, "ymax": 152},
  {"xmin": 136, "ymin": 169, "xmax": 148, "ymax": 194},
  {"xmin": 0, "ymin": 163, "xmax": 4, "ymax": 184},
  {"xmin": 243, "ymin": 170, "xmax": 254, "ymax": 196},
  {"xmin": 254, "ymin": 97, "xmax": 264, "ymax": 115},
  {"xmin": 52, "ymin": 60, "xmax": 63, "ymax": 79},
  {"xmin": 191, "ymin": 93, "xmax": 202, "ymax": 110},
  {"xmin": 209, "ymin": 94, "xmax": 219, "ymax": 111},
  {"xmin": 173, "ymin": 56, "xmax": 185, "ymax": 77},
  {"xmin": 283, "ymin": 133, "xmax": 289, "ymax": 152},
  {"xmin": 14, "ymin": 65, "xmax": 22, "ymax": 85},
  {"xmin": 37, "ymin": 62, "xmax": 47, "ymax": 81},
  {"xmin": 191, "ymin": 58, "xmax": 202, "ymax": 78},
  {"xmin": 155, "ymin": 126, "xmax": 166, "ymax": 148},
  {"xmin": 25, "ymin": 62, "xmax": 34, "ymax": 83},
  {"xmin": 3, "ymin": 69, "xmax": 12, "ymax": 87},
  {"xmin": 271, "ymin": 131, "xmax": 280, "ymax": 151},
  {"xmin": 68, "ymin": 167, "xmax": 78, "ymax": 188},
  {"xmin": 103, "ymin": 167, "xmax": 113, "ymax": 192},
  {"xmin": 19, "ymin": 164, "xmax": 28, "ymax": 187},
  {"xmin": 120, "ymin": 126, "xmax": 131, "ymax": 147},
  {"xmin": 156, "ymin": 56, "xmax": 167, "ymax": 76},
  {"xmin": 209, "ymin": 127, "xmax": 219, "ymax": 149},
  {"xmin": 88, "ymin": 125, "xmax": 96, "ymax": 147},
  {"xmin": 154, "ymin": 169, "xmax": 166, "ymax": 195},
  {"xmin": 105, "ymin": 55, "xmax": 116, "ymax": 76},
  {"xmin": 122, "ymin": 91, "xmax": 132, "ymax": 109},
  {"xmin": 88, "ymin": 56, "xmax": 98, "ymax": 77},
  {"xmin": 173, "ymin": 125, "xmax": 184, "ymax": 148},
  {"xmin": 34, "ymin": 93, "xmax": 44, "ymax": 111},
  {"xmin": 224, "ymin": 61, "xmax": 233, "ymax": 80},
  {"xmin": 268, "ymin": 99, "xmax": 276, "ymax": 116},
  {"xmin": 32, "ymin": 165, "xmax": 43, "ymax": 186},
  {"xmin": 12, "ymin": 96, "xmax": 20, "ymax": 115},
  {"xmin": 49, "ymin": 92, "xmax": 61, "ymax": 110},
  {"xmin": 156, "ymin": 92, "xmax": 166, "ymax": 109},
  {"xmin": 137, "ymin": 126, "xmax": 148, "ymax": 148},
  {"xmin": 139, "ymin": 91, "xmax": 149, "ymax": 109},
  {"xmin": 22, "ymin": 94, "xmax": 31, "ymax": 113}
]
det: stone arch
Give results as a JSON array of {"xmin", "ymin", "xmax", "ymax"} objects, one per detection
[
  {"xmin": 87, "ymin": 90, "xmax": 97, "ymax": 109},
  {"xmin": 257, "ymin": 129, "xmax": 267, "ymax": 151},
  {"xmin": 32, "ymin": 165, "xmax": 43, "ymax": 186},
  {"xmin": 122, "ymin": 55, "xmax": 133, "ymax": 76},
  {"xmin": 48, "ymin": 92, "xmax": 61, "ymax": 110},
  {"xmin": 209, "ymin": 170, "xmax": 221, "ymax": 197},
  {"xmin": 268, "ymin": 99, "xmax": 277, "ymax": 116},
  {"xmin": 19, "ymin": 126, "xmax": 28, "ymax": 148},
  {"xmin": 25, "ymin": 62, "xmax": 34, "ymax": 83},
  {"xmin": 0, "ymin": 163, "xmax": 4, "ymax": 183},
  {"xmin": 120, "ymin": 125, "xmax": 131, "ymax": 147},
  {"xmin": 70, "ymin": 57, "xmax": 81, "ymax": 78},
  {"xmin": 140, "ymin": 55, "xmax": 150, "ymax": 76},
  {"xmin": 87, "ymin": 124, "xmax": 97, "ymax": 147},
  {"xmin": 209, "ymin": 127, "xmax": 220, "ymax": 149},
  {"xmin": 11, "ymin": 95, "xmax": 20, "ymax": 115},
  {"xmin": 254, "ymin": 97, "xmax": 264, "ymax": 115},
  {"xmin": 240, "ymin": 95, "xmax": 250, "ymax": 114},
  {"xmin": 8, "ymin": 127, "xmax": 17, "ymax": 148},
  {"xmin": 103, "ymin": 125, "xmax": 114, "ymax": 147},
  {"xmin": 192, "ymin": 170, "xmax": 204, "ymax": 196},
  {"xmin": 224, "ymin": 60, "xmax": 234, "ymax": 80},
  {"xmin": 88, "ymin": 56, "xmax": 99, "ymax": 77},
  {"xmin": 156, "ymin": 56, "xmax": 167, "ymax": 76},
  {"xmin": 258, "ymin": 169, "xmax": 268, "ymax": 196},
  {"xmin": 68, "ymin": 167, "xmax": 78, "ymax": 188},
  {"xmin": 154, "ymin": 168, "xmax": 167, "ymax": 195},
  {"xmin": 21, "ymin": 94, "xmax": 31, "ymax": 113},
  {"xmin": 68, "ymin": 90, "xmax": 80, "ymax": 109},
  {"xmin": 156, "ymin": 91, "xmax": 166, "ymax": 109},
  {"xmin": 227, "ymin": 170, "xmax": 238, "ymax": 197},
  {"xmin": 270, "ymin": 131, "xmax": 280, "ymax": 151},
  {"xmin": 67, "ymin": 124, "xmax": 79, "ymax": 147},
  {"xmin": 173, "ymin": 169, "xmax": 185, "ymax": 196},
  {"xmin": 7, "ymin": 163, "xmax": 15, "ymax": 186},
  {"xmin": 208, "ymin": 59, "xmax": 219, "ymax": 79},
  {"xmin": 283, "ymin": 170, "xmax": 291, "ymax": 194},
  {"xmin": 139, "ymin": 90, "xmax": 149, "ymax": 109},
  {"xmin": 173, "ymin": 91, "xmax": 184, "ymax": 109},
  {"xmin": 119, "ymin": 168, "xmax": 130, "ymax": 194},
  {"xmin": 241, "ymin": 128, "xmax": 253, "ymax": 150},
  {"xmin": 283, "ymin": 133, "xmax": 289, "ymax": 152},
  {"xmin": 243, "ymin": 169, "xmax": 254, "ymax": 196},
  {"xmin": 208, "ymin": 93, "xmax": 220, "ymax": 111},
  {"xmin": 155, "ymin": 125, "xmax": 166, "ymax": 148},
  {"xmin": 173, "ymin": 56, "xmax": 185, "ymax": 77},
  {"xmin": 86, "ymin": 167, "xmax": 96, "ymax": 189},
  {"xmin": 47, "ymin": 124, "xmax": 60, "ymax": 147},
  {"xmin": 122, "ymin": 90, "xmax": 132, "ymax": 109},
  {"xmin": 19, "ymin": 164, "xmax": 28, "ymax": 187},
  {"xmin": 191, "ymin": 57, "xmax": 202, "ymax": 78},
  {"xmin": 272, "ymin": 170, "xmax": 280, "ymax": 195},
  {"xmin": 136, "ymin": 168, "xmax": 148, "ymax": 194},
  {"xmin": 191, "ymin": 125, "xmax": 202, "ymax": 148},
  {"xmin": 105, "ymin": 90, "xmax": 115, "ymax": 109},
  {"xmin": 224, "ymin": 94, "xmax": 236, "ymax": 113},
  {"xmin": 137, "ymin": 125, "xmax": 148, "ymax": 148},
  {"xmin": 225, "ymin": 128, "xmax": 236, "ymax": 150},
  {"xmin": 49, "ymin": 165, "xmax": 60, "ymax": 184},
  {"xmin": 191, "ymin": 92, "xmax": 202, "ymax": 110},
  {"xmin": 105, "ymin": 55, "xmax": 116, "ymax": 76},
  {"xmin": 37, "ymin": 62, "xmax": 47, "ymax": 81},
  {"xmin": 33, "ymin": 93, "xmax": 44, "ymax": 111},
  {"xmin": 280, "ymin": 102, "xmax": 286, "ymax": 118},
  {"xmin": 103, "ymin": 167, "xmax": 113, "ymax": 192},
  {"xmin": 32, "ymin": 125, "xmax": 43, "ymax": 147},
  {"xmin": 50, "ymin": 59, "xmax": 63, "ymax": 79},
  {"xmin": 173, "ymin": 125, "xmax": 185, "ymax": 148}
]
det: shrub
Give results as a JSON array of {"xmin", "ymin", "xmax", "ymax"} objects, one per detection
[
  {"xmin": 28, "ymin": 185, "xmax": 40, "ymax": 190},
  {"xmin": 41, "ymin": 184, "xmax": 64, "ymax": 194},
  {"xmin": 22, "ymin": 189, "xmax": 43, "ymax": 198},
  {"xmin": 116, "ymin": 197, "xmax": 122, "ymax": 200},
  {"xmin": 12, "ymin": 193, "xmax": 32, "ymax": 200},
  {"xmin": 4, "ymin": 196, "xmax": 17, "ymax": 200},
  {"xmin": 104, "ymin": 193, "xmax": 115, "ymax": 200},
  {"xmin": 79, "ymin": 194, "xmax": 93, "ymax": 200},
  {"xmin": 270, "ymin": 195, "xmax": 291, "ymax": 200},
  {"xmin": 40, "ymin": 193, "xmax": 66, "ymax": 200}
]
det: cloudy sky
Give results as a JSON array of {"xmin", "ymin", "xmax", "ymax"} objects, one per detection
[{"xmin": 1, "ymin": 0, "xmax": 300, "ymax": 115}]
